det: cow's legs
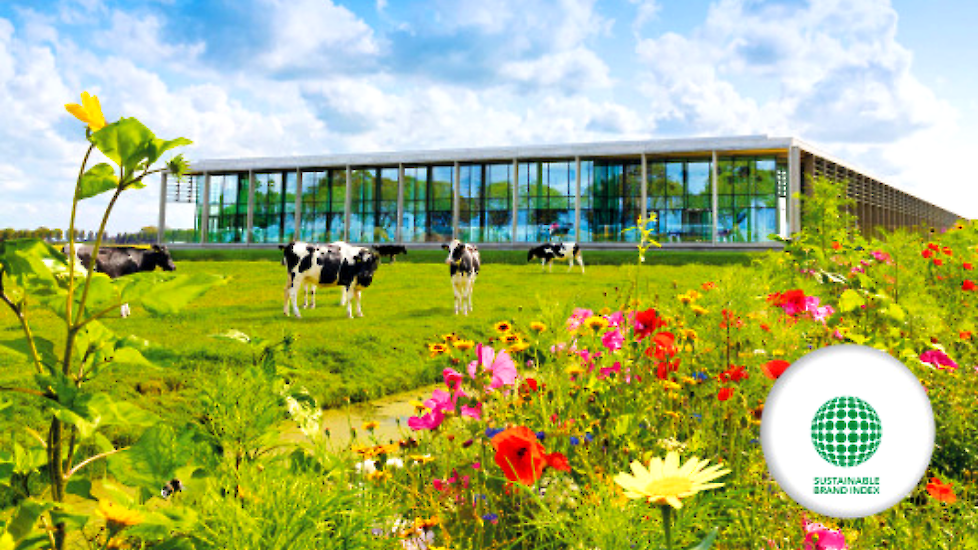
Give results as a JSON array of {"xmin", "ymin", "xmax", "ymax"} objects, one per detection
[
  {"xmin": 451, "ymin": 274, "xmax": 462, "ymax": 314},
  {"xmin": 284, "ymin": 280, "xmax": 293, "ymax": 316},
  {"xmin": 577, "ymin": 253, "xmax": 585, "ymax": 274},
  {"xmin": 355, "ymin": 288, "xmax": 363, "ymax": 317},
  {"xmin": 289, "ymin": 276, "xmax": 305, "ymax": 318},
  {"xmin": 541, "ymin": 259, "xmax": 546, "ymax": 272},
  {"xmin": 465, "ymin": 275, "xmax": 475, "ymax": 315},
  {"xmin": 567, "ymin": 256, "xmax": 574, "ymax": 272},
  {"xmin": 549, "ymin": 260, "xmax": 554, "ymax": 273}
]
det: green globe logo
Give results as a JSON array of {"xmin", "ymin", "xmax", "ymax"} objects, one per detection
[{"xmin": 811, "ymin": 396, "xmax": 882, "ymax": 467}]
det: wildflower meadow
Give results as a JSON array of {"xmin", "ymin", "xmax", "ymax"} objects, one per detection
[{"xmin": 0, "ymin": 94, "xmax": 976, "ymax": 549}]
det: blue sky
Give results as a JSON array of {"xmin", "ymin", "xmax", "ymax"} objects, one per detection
[{"xmin": 0, "ymin": 0, "xmax": 975, "ymax": 233}]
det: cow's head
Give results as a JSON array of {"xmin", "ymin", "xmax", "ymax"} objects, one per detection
[
  {"xmin": 355, "ymin": 248, "xmax": 380, "ymax": 286},
  {"xmin": 442, "ymin": 239, "xmax": 465, "ymax": 265},
  {"xmin": 149, "ymin": 244, "xmax": 176, "ymax": 271}
]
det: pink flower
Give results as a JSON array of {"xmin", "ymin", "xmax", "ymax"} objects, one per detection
[
  {"xmin": 871, "ymin": 250, "xmax": 891, "ymax": 263},
  {"xmin": 443, "ymin": 368, "xmax": 463, "ymax": 391},
  {"xmin": 920, "ymin": 349, "xmax": 959, "ymax": 370},
  {"xmin": 408, "ymin": 408, "xmax": 445, "ymax": 431},
  {"xmin": 605, "ymin": 311, "xmax": 627, "ymax": 329},
  {"xmin": 601, "ymin": 329, "xmax": 625, "ymax": 352},
  {"xmin": 460, "ymin": 403, "xmax": 482, "ymax": 420},
  {"xmin": 803, "ymin": 517, "xmax": 847, "ymax": 550},
  {"xmin": 598, "ymin": 361, "xmax": 621, "ymax": 379},
  {"xmin": 566, "ymin": 308, "xmax": 594, "ymax": 331},
  {"xmin": 469, "ymin": 344, "xmax": 518, "ymax": 390}
]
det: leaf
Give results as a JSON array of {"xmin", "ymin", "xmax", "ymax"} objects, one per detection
[
  {"xmin": 0, "ymin": 336, "xmax": 59, "ymax": 373},
  {"xmin": 209, "ymin": 329, "xmax": 252, "ymax": 344},
  {"xmin": 0, "ymin": 239, "xmax": 67, "ymax": 290},
  {"xmin": 77, "ymin": 163, "xmax": 118, "ymax": 200},
  {"xmin": 838, "ymin": 289, "xmax": 865, "ymax": 313},
  {"xmin": 49, "ymin": 392, "xmax": 157, "ymax": 439},
  {"xmin": 66, "ymin": 478, "xmax": 94, "ymax": 500},
  {"xmin": 48, "ymin": 508, "xmax": 90, "ymax": 531},
  {"xmin": 5, "ymin": 500, "xmax": 54, "ymax": 542},
  {"xmin": 108, "ymin": 424, "xmax": 194, "ymax": 499},
  {"xmin": 88, "ymin": 118, "xmax": 191, "ymax": 183},
  {"xmin": 686, "ymin": 527, "xmax": 719, "ymax": 550},
  {"xmin": 139, "ymin": 273, "xmax": 226, "ymax": 316}
]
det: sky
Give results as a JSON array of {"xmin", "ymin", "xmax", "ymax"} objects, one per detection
[{"xmin": 0, "ymin": 0, "xmax": 975, "ymax": 234}]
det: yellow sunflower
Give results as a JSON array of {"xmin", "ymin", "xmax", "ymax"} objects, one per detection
[
  {"xmin": 442, "ymin": 333, "xmax": 460, "ymax": 343},
  {"xmin": 98, "ymin": 500, "xmax": 143, "ymax": 531},
  {"xmin": 362, "ymin": 421, "xmax": 379, "ymax": 431},
  {"xmin": 613, "ymin": 451, "xmax": 729, "ymax": 509},
  {"xmin": 493, "ymin": 321, "xmax": 513, "ymax": 333},
  {"xmin": 690, "ymin": 305, "xmax": 708, "ymax": 316},
  {"xmin": 509, "ymin": 342, "xmax": 530, "ymax": 353},
  {"xmin": 529, "ymin": 321, "xmax": 547, "ymax": 332},
  {"xmin": 502, "ymin": 333, "xmax": 522, "ymax": 345}
]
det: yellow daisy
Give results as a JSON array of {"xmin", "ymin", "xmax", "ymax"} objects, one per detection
[
  {"xmin": 509, "ymin": 342, "xmax": 530, "ymax": 353},
  {"xmin": 585, "ymin": 316, "xmax": 609, "ymax": 331},
  {"xmin": 613, "ymin": 451, "xmax": 729, "ymax": 509},
  {"xmin": 502, "ymin": 333, "xmax": 522, "ymax": 345},
  {"xmin": 493, "ymin": 320, "xmax": 513, "ymax": 333},
  {"xmin": 428, "ymin": 342, "xmax": 449, "ymax": 356},
  {"xmin": 529, "ymin": 321, "xmax": 547, "ymax": 332},
  {"xmin": 442, "ymin": 333, "xmax": 460, "ymax": 343},
  {"xmin": 453, "ymin": 340, "xmax": 475, "ymax": 351},
  {"xmin": 362, "ymin": 421, "xmax": 379, "ymax": 431},
  {"xmin": 65, "ymin": 91, "xmax": 107, "ymax": 132},
  {"xmin": 690, "ymin": 305, "xmax": 708, "ymax": 316}
]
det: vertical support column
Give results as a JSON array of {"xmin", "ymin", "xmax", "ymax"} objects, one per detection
[
  {"xmin": 294, "ymin": 169, "xmax": 303, "ymax": 241},
  {"xmin": 453, "ymin": 161, "xmax": 460, "ymax": 240},
  {"xmin": 640, "ymin": 153, "xmax": 648, "ymax": 225},
  {"xmin": 158, "ymin": 173, "xmax": 167, "ymax": 245},
  {"xmin": 511, "ymin": 159, "xmax": 519, "ymax": 243},
  {"xmin": 574, "ymin": 156, "xmax": 581, "ymax": 243},
  {"xmin": 246, "ymin": 170, "xmax": 255, "ymax": 244},
  {"xmin": 344, "ymin": 166, "xmax": 352, "ymax": 242},
  {"xmin": 200, "ymin": 173, "xmax": 210, "ymax": 245},
  {"xmin": 788, "ymin": 146, "xmax": 801, "ymax": 235},
  {"xmin": 396, "ymin": 164, "xmax": 404, "ymax": 243},
  {"xmin": 711, "ymin": 150, "xmax": 719, "ymax": 245}
]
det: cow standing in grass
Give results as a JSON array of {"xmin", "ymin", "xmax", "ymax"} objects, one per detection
[
  {"xmin": 282, "ymin": 241, "xmax": 380, "ymax": 318},
  {"xmin": 442, "ymin": 239, "xmax": 480, "ymax": 315},
  {"xmin": 63, "ymin": 244, "xmax": 177, "ymax": 317},
  {"xmin": 527, "ymin": 242, "xmax": 584, "ymax": 274}
]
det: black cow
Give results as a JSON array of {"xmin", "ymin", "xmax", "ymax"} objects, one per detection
[
  {"xmin": 441, "ymin": 239, "xmax": 480, "ymax": 315},
  {"xmin": 282, "ymin": 241, "xmax": 380, "ymax": 318},
  {"xmin": 527, "ymin": 242, "xmax": 584, "ymax": 273},
  {"xmin": 63, "ymin": 244, "xmax": 177, "ymax": 317},
  {"xmin": 372, "ymin": 244, "xmax": 408, "ymax": 263}
]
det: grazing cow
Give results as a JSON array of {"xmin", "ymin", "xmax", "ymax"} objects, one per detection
[
  {"xmin": 63, "ymin": 244, "xmax": 177, "ymax": 317},
  {"xmin": 527, "ymin": 242, "xmax": 584, "ymax": 274},
  {"xmin": 282, "ymin": 241, "xmax": 380, "ymax": 318},
  {"xmin": 372, "ymin": 244, "xmax": 408, "ymax": 263},
  {"xmin": 442, "ymin": 239, "xmax": 480, "ymax": 315}
]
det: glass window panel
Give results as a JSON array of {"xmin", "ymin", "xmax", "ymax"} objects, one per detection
[{"xmin": 755, "ymin": 159, "xmax": 777, "ymax": 195}]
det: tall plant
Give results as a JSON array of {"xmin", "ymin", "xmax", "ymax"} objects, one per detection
[{"xmin": 0, "ymin": 92, "xmax": 224, "ymax": 549}]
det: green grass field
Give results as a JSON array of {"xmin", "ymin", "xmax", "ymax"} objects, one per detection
[{"xmin": 0, "ymin": 252, "xmax": 750, "ymax": 429}]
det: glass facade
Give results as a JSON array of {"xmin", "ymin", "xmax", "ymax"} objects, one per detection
[{"xmin": 188, "ymin": 154, "xmax": 788, "ymax": 246}]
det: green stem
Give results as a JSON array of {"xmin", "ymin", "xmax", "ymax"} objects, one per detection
[
  {"xmin": 0, "ymin": 279, "xmax": 45, "ymax": 375},
  {"xmin": 661, "ymin": 504, "xmax": 674, "ymax": 550},
  {"xmin": 73, "ymin": 187, "xmax": 124, "ymax": 327}
]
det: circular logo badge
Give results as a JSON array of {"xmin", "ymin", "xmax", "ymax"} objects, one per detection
[
  {"xmin": 811, "ymin": 396, "xmax": 882, "ymax": 467},
  {"xmin": 762, "ymin": 345, "xmax": 934, "ymax": 518}
]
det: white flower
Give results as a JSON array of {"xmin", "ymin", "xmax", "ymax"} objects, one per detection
[
  {"xmin": 386, "ymin": 458, "xmax": 405, "ymax": 469},
  {"xmin": 355, "ymin": 460, "xmax": 377, "ymax": 474}
]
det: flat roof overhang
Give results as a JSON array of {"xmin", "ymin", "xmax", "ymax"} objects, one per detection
[{"xmin": 187, "ymin": 135, "xmax": 795, "ymax": 174}]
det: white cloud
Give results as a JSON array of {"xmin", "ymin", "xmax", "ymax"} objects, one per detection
[
  {"xmin": 94, "ymin": 10, "xmax": 205, "ymax": 66},
  {"xmin": 499, "ymin": 47, "xmax": 612, "ymax": 92}
]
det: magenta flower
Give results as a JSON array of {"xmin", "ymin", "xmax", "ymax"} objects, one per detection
[
  {"xmin": 803, "ymin": 517, "xmax": 847, "ymax": 549},
  {"xmin": 469, "ymin": 344, "xmax": 518, "ymax": 390},
  {"xmin": 920, "ymin": 349, "xmax": 959, "ymax": 370},
  {"xmin": 601, "ymin": 329, "xmax": 625, "ymax": 352},
  {"xmin": 460, "ymin": 402, "xmax": 482, "ymax": 420},
  {"xmin": 871, "ymin": 250, "xmax": 891, "ymax": 263},
  {"xmin": 443, "ymin": 367, "xmax": 463, "ymax": 391},
  {"xmin": 566, "ymin": 308, "xmax": 594, "ymax": 331},
  {"xmin": 605, "ymin": 311, "xmax": 627, "ymax": 329},
  {"xmin": 408, "ymin": 408, "xmax": 445, "ymax": 431}
]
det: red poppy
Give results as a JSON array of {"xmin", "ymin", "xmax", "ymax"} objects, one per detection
[
  {"xmin": 942, "ymin": 247, "xmax": 953, "ymax": 256},
  {"xmin": 964, "ymin": 262, "xmax": 974, "ymax": 271},
  {"xmin": 933, "ymin": 258, "xmax": 943, "ymax": 267},
  {"xmin": 921, "ymin": 250, "xmax": 933, "ymax": 259},
  {"xmin": 926, "ymin": 477, "xmax": 957, "ymax": 504},
  {"xmin": 520, "ymin": 378, "xmax": 539, "ymax": 393},
  {"xmin": 927, "ymin": 243, "xmax": 939, "ymax": 251},
  {"xmin": 644, "ymin": 331, "xmax": 677, "ymax": 361},
  {"xmin": 491, "ymin": 427, "xmax": 567, "ymax": 485},
  {"xmin": 655, "ymin": 359, "xmax": 681, "ymax": 380},
  {"xmin": 961, "ymin": 331, "xmax": 973, "ymax": 341},
  {"xmin": 719, "ymin": 365, "xmax": 748, "ymax": 383},
  {"xmin": 963, "ymin": 280, "xmax": 976, "ymax": 292},
  {"xmin": 761, "ymin": 359, "xmax": 792, "ymax": 380},
  {"xmin": 717, "ymin": 387, "xmax": 735, "ymax": 402},
  {"xmin": 831, "ymin": 241, "xmax": 841, "ymax": 250},
  {"xmin": 633, "ymin": 308, "xmax": 667, "ymax": 341}
]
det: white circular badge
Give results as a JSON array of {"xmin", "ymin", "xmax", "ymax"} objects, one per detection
[{"xmin": 761, "ymin": 345, "xmax": 934, "ymax": 518}]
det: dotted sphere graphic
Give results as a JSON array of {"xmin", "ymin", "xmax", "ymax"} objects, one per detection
[{"xmin": 811, "ymin": 396, "xmax": 882, "ymax": 467}]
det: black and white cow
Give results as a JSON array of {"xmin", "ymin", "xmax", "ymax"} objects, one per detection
[
  {"xmin": 372, "ymin": 244, "xmax": 408, "ymax": 263},
  {"xmin": 527, "ymin": 242, "xmax": 584, "ymax": 274},
  {"xmin": 282, "ymin": 241, "xmax": 380, "ymax": 318},
  {"xmin": 442, "ymin": 239, "xmax": 480, "ymax": 315},
  {"xmin": 63, "ymin": 244, "xmax": 177, "ymax": 317}
]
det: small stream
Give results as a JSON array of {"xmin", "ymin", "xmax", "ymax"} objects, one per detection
[{"xmin": 317, "ymin": 384, "xmax": 440, "ymax": 446}]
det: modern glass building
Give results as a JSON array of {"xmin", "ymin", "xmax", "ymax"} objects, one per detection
[{"xmin": 161, "ymin": 135, "xmax": 963, "ymax": 247}]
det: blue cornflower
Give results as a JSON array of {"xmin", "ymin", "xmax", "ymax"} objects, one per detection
[
  {"xmin": 693, "ymin": 371, "xmax": 709, "ymax": 381},
  {"xmin": 570, "ymin": 436, "xmax": 581, "ymax": 446},
  {"xmin": 482, "ymin": 513, "xmax": 499, "ymax": 524},
  {"xmin": 536, "ymin": 431, "xmax": 546, "ymax": 441},
  {"xmin": 584, "ymin": 433, "xmax": 594, "ymax": 443},
  {"xmin": 485, "ymin": 427, "xmax": 504, "ymax": 439}
]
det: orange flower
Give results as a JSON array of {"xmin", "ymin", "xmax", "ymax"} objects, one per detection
[
  {"xmin": 926, "ymin": 477, "xmax": 957, "ymax": 504},
  {"xmin": 491, "ymin": 426, "xmax": 569, "ymax": 485},
  {"xmin": 961, "ymin": 331, "xmax": 973, "ymax": 341}
]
